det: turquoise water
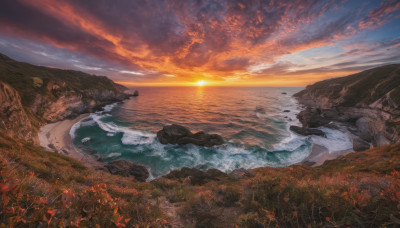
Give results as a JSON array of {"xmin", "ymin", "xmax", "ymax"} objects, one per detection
[{"xmin": 71, "ymin": 87, "xmax": 352, "ymax": 178}]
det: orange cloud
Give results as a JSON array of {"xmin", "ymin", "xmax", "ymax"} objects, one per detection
[{"xmin": 0, "ymin": 0, "xmax": 398, "ymax": 86}]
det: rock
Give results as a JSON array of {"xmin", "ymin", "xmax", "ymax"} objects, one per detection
[
  {"xmin": 353, "ymin": 138, "xmax": 371, "ymax": 152},
  {"xmin": 229, "ymin": 168, "xmax": 254, "ymax": 179},
  {"xmin": 283, "ymin": 110, "xmax": 290, "ymax": 112},
  {"xmin": 0, "ymin": 82, "xmax": 36, "ymax": 143},
  {"xmin": 302, "ymin": 161, "xmax": 316, "ymax": 166},
  {"xmin": 281, "ymin": 92, "xmax": 287, "ymax": 94},
  {"xmin": 105, "ymin": 160, "xmax": 149, "ymax": 182},
  {"xmin": 157, "ymin": 124, "xmax": 224, "ymax": 147},
  {"xmin": 157, "ymin": 124, "xmax": 192, "ymax": 144},
  {"xmin": 321, "ymin": 109, "xmax": 339, "ymax": 119},
  {"xmin": 325, "ymin": 123, "xmax": 340, "ymax": 130},
  {"xmin": 297, "ymin": 109, "xmax": 330, "ymax": 128},
  {"xmin": 133, "ymin": 90, "xmax": 139, "ymax": 96},
  {"xmin": 289, "ymin": 125, "xmax": 326, "ymax": 137},
  {"xmin": 294, "ymin": 64, "xmax": 400, "ymax": 144},
  {"xmin": 177, "ymin": 131, "xmax": 224, "ymax": 147},
  {"xmin": 206, "ymin": 169, "xmax": 227, "ymax": 179},
  {"xmin": 164, "ymin": 167, "xmax": 227, "ymax": 185}
]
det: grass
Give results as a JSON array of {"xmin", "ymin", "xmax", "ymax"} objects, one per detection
[
  {"xmin": 0, "ymin": 132, "xmax": 166, "ymax": 227},
  {"xmin": 1, "ymin": 130, "xmax": 400, "ymax": 227}
]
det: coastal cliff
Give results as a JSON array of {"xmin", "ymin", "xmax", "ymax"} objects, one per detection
[
  {"xmin": 0, "ymin": 53, "xmax": 130, "ymax": 142},
  {"xmin": 294, "ymin": 64, "xmax": 400, "ymax": 147}
]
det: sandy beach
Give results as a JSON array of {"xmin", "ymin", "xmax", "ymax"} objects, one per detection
[{"xmin": 38, "ymin": 114, "xmax": 106, "ymax": 170}]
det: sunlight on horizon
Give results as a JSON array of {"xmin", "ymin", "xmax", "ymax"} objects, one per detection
[{"xmin": 196, "ymin": 80, "xmax": 207, "ymax": 86}]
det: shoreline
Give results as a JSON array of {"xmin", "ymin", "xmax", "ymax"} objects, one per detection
[
  {"xmin": 38, "ymin": 114, "xmax": 106, "ymax": 170},
  {"xmin": 36, "ymin": 103, "xmax": 354, "ymax": 175}
]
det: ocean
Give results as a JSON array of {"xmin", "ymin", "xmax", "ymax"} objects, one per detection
[{"xmin": 70, "ymin": 87, "xmax": 353, "ymax": 178}]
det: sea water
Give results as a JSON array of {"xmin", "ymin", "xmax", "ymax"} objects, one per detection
[{"xmin": 70, "ymin": 87, "xmax": 353, "ymax": 178}]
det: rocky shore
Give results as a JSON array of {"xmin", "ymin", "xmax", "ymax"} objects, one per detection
[{"xmin": 292, "ymin": 64, "xmax": 400, "ymax": 152}]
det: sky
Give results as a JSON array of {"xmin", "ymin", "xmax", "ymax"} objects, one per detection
[{"xmin": 0, "ymin": 0, "xmax": 399, "ymax": 86}]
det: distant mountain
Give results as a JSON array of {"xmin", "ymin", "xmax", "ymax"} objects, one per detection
[
  {"xmin": 0, "ymin": 53, "xmax": 130, "ymax": 142},
  {"xmin": 294, "ymin": 64, "xmax": 400, "ymax": 147}
]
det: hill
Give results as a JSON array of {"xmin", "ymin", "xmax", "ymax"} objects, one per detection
[
  {"xmin": 294, "ymin": 64, "xmax": 400, "ymax": 148},
  {"xmin": 0, "ymin": 53, "xmax": 130, "ymax": 142}
]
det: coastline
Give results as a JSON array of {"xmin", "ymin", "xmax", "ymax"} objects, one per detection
[{"xmin": 38, "ymin": 114, "xmax": 106, "ymax": 170}]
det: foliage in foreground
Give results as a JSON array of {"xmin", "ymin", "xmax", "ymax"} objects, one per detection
[
  {"xmin": 0, "ymin": 132, "xmax": 166, "ymax": 227},
  {"xmin": 152, "ymin": 143, "xmax": 400, "ymax": 227},
  {"xmin": 1, "ymin": 129, "xmax": 400, "ymax": 227}
]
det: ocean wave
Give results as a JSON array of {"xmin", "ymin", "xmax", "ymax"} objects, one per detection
[
  {"xmin": 102, "ymin": 102, "xmax": 119, "ymax": 112},
  {"xmin": 309, "ymin": 127, "xmax": 353, "ymax": 152},
  {"xmin": 90, "ymin": 113, "xmax": 156, "ymax": 145},
  {"xmin": 69, "ymin": 116, "xmax": 91, "ymax": 139}
]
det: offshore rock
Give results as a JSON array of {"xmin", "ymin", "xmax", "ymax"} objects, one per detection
[
  {"xmin": 289, "ymin": 125, "xmax": 326, "ymax": 137},
  {"xmin": 157, "ymin": 124, "xmax": 224, "ymax": 147}
]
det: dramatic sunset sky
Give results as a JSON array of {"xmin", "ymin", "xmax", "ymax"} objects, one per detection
[{"xmin": 0, "ymin": 0, "xmax": 399, "ymax": 86}]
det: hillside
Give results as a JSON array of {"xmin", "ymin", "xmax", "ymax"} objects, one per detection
[
  {"xmin": 1, "ymin": 131, "xmax": 400, "ymax": 227},
  {"xmin": 294, "ymin": 64, "xmax": 400, "ymax": 147},
  {"xmin": 0, "ymin": 53, "xmax": 130, "ymax": 142}
]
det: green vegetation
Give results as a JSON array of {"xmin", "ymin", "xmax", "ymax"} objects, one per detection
[{"xmin": 1, "ymin": 129, "xmax": 400, "ymax": 227}]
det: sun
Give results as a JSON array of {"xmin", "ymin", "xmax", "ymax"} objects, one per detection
[{"xmin": 196, "ymin": 80, "xmax": 206, "ymax": 86}]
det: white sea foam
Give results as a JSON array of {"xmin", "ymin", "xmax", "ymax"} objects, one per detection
[
  {"xmin": 89, "ymin": 112, "xmax": 156, "ymax": 145},
  {"xmin": 69, "ymin": 116, "xmax": 91, "ymax": 139},
  {"xmin": 309, "ymin": 127, "xmax": 353, "ymax": 152},
  {"xmin": 121, "ymin": 130, "xmax": 156, "ymax": 145},
  {"xmin": 102, "ymin": 102, "xmax": 118, "ymax": 112},
  {"xmin": 106, "ymin": 152, "xmax": 121, "ymax": 158}
]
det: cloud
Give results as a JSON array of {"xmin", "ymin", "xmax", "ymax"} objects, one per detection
[
  {"xmin": 0, "ymin": 0, "xmax": 398, "ymax": 85},
  {"xmin": 359, "ymin": 0, "xmax": 400, "ymax": 29}
]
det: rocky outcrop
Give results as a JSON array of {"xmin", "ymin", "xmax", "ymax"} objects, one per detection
[
  {"xmin": 289, "ymin": 126, "xmax": 326, "ymax": 137},
  {"xmin": 157, "ymin": 124, "xmax": 225, "ymax": 147},
  {"xmin": 105, "ymin": 160, "xmax": 149, "ymax": 182},
  {"xmin": 0, "ymin": 82, "xmax": 36, "ymax": 143},
  {"xmin": 229, "ymin": 168, "xmax": 254, "ymax": 179},
  {"xmin": 294, "ymin": 64, "xmax": 400, "ymax": 146},
  {"xmin": 0, "ymin": 53, "xmax": 133, "ymax": 142},
  {"xmin": 31, "ymin": 86, "xmax": 128, "ymax": 122}
]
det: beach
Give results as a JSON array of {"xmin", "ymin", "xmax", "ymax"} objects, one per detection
[{"xmin": 38, "ymin": 114, "xmax": 105, "ymax": 170}]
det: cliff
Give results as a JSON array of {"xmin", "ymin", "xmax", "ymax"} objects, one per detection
[
  {"xmin": 294, "ymin": 64, "xmax": 400, "ymax": 147},
  {"xmin": 0, "ymin": 53, "xmax": 130, "ymax": 142}
]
